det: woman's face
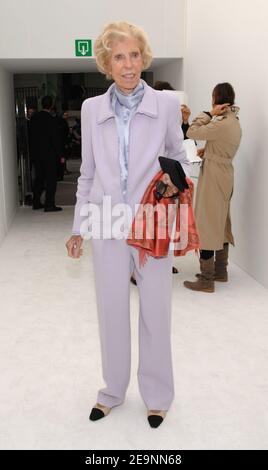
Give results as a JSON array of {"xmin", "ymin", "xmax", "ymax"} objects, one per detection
[{"xmin": 108, "ymin": 37, "xmax": 143, "ymax": 94}]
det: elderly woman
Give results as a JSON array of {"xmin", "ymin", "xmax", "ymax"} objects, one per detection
[
  {"xmin": 66, "ymin": 21, "xmax": 190, "ymax": 428},
  {"xmin": 184, "ymin": 83, "xmax": 242, "ymax": 293}
]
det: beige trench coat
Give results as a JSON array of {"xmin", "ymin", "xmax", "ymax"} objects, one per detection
[{"xmin": 187, "ymin": 108, "xmax": 242, "ymax": 250}]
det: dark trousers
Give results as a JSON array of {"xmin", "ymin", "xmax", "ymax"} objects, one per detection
[
  {"xmin": 57, "ymin": 159, "xmax": 64, "ymax": 181},
  {"xmin": 200, "ymin": 243, "xmax": 229, "ymax": 260},
  {"xmin": 32, "ymin": 158, "xmax": 57, "ymax": 208}
]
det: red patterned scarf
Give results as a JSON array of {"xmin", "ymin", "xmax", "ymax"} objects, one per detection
[{"xmin": 127, "ymin": 170, "xmax": 200, "ymax": 266}]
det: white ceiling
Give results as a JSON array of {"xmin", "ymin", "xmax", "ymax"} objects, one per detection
[{"xmin": 0, "ymin": 58, "xmax": 181, "ymax": 73}]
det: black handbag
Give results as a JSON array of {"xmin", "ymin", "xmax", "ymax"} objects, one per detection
[{"xmin": 158, "ymin": 156, "xmax": 189, "ymax": 192}]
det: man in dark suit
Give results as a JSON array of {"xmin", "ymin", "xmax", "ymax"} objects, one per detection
[{"xmin": 29, "ymin": 95, "xmax": 62, "ymax": 212}]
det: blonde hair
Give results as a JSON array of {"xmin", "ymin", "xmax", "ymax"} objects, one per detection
[{"xmin": 94, "ymin": 21, "xmax": 153, "ymax": 79}]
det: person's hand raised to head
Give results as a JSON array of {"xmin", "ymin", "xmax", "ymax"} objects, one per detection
[
  {"xmin": 211, "ymin": 103, "xmax": 230, "ymax": 116},
  {"xmin": 181, "ymin": 104, "xmax": 191, "ymax": 123}
]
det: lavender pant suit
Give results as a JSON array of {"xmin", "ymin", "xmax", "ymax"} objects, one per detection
[{"xmin": 72, "ymin": 81, "xmax": 190, "ymax": 410}]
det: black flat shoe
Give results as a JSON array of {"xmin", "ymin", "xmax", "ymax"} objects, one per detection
[
  {"xmin": 147, "ymin": 410, "xmax": 166, "ymax": 428},
  {"xmin": 148, "ymin": 415, "xmax": 164, "ymax": 428},
  {"xmin": 89, "ymin": 403, "xmax": 111, "ymax": 421},
  {"xmin": 44, "ymin": 206, "xmax": 63, "ymax": 212},
  {"xmin": 89, "ymin": 408, "xmax": 105, "ymax": 421},
  {"xmin": 172, "ymin": 266, "xmax": 179, "ymax": 274},
  {"xmin": 130, "ymin": 276, "xmax": 137, "ymax": 286}
]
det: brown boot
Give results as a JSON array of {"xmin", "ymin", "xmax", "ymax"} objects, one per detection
[
  {"xmin": 184, "ymin": 257, "xmax": 215, "ymax": 293},
  {"xmin": 214, "ymin": 244, "xmax": 229, "ymax": 282}
]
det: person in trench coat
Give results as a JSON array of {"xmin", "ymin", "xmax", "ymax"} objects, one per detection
[
  {"xmin": 184, "ymin": 82, "xmax": 242, "ymax": 293},
  {"xmin": 65, "ymin": 21, "xmax": 190, "ymax": 428}
]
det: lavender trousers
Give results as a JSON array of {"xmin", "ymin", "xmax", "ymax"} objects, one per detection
[{"xmin": 91, "ymin": 238, "xmax": 175, "ymax": 411}]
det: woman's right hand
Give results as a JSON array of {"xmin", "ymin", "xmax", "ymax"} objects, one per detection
[
  {"xmin": 66, "ymin": 235, "xmax": 83, "ymax": 259},
  {"xmin": 181, "ymin": 104, "xmax": 191, "ymax": 123}
]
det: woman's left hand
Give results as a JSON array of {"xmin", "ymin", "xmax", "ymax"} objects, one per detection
[{"xmin": 161, "ymin": 173, "xmax": 179, "ymax": 197}]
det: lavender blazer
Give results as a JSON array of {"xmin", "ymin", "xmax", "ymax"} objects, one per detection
[{"xmin": 72, "ymin": 81, "xmax": 190, "ymax": 235}]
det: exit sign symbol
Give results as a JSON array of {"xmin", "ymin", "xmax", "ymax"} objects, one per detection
[{"xmin": 75, "ymin": 39, "xmax": 92, "ymax": 57}]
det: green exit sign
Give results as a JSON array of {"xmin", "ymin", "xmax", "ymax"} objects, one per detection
[{"xmin": 75, "ymin": 39, "xmax": 92, "ymax": 57}]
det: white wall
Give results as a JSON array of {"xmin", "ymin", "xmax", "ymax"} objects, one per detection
[
  {"xmin": 0, "ymin": 66, "xmax": 18, "ymax": 244},
  {"xmin": 185, "ymin": 0, "xmax": 268, "ymax": 288},
  {"xmin": 0, "ymin": 0, "xmax": 185, "ymax": 59}
]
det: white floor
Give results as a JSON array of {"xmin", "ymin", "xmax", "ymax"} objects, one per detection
[{"xmin": 0, "ymin": 206, "xmax": 268, "ymax": 450}]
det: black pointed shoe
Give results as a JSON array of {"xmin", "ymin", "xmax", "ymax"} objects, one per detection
[
  {"xmin": 89, "ymin": 403, "xmax": 111, "ymax": 421},
  {"xmin": 44, "ymin": 206, "xmax": 63, "ymax": 212},
  {"xmin": 147, "ymin": 410, "xmax": 166, "ymax": 428}
]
